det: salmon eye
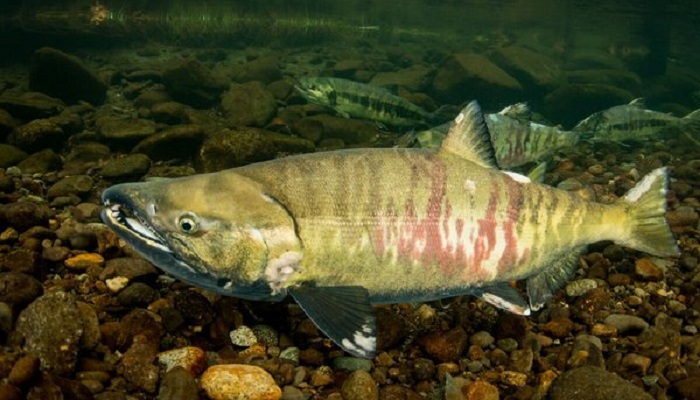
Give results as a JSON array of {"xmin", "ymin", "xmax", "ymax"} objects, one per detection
[{"xmin": 177, "ymin": 213, "xmax": 199, "ymax": 234}]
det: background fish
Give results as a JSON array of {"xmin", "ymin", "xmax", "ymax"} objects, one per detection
[
  {"xmin": 401, "ymin": 103, "xmax": 579, "ymax": 169},
  {"xmin": 295, "ymin": 76, "xmax": 446, "ymax": 128},
  {"xmin": 101, "ymin": 102, "xmax": 677, "ymax": 358},
  {"xmin": 572, "ymin": 98, "xmax": 700, "ymax": 143}
]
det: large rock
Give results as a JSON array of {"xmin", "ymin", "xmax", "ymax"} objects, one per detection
[
  {"xmin": 221, "ymin": 82, "xmax": 277, "ymax": 127},
  {"xmin": 543, "ymin": 84, "xmax": 635, "ymax": 128},
  {"xmin": 369, "ymin": 65, "xmax": 434, "ymax": 92},
  {"xmin": 15, "ymin": 291, "xmax": 84, "ymax": 375},
  {"xmin": 197, "ymin": 127, "xmax": 314, "ymax": 172},
  {"xmin": 0, "ymin": 108, "xmax": 19, "ymax": 138},
  {"xmin": 231, "ymin": 56, "xmax": 282, "ymax": 84},
  {"xmin": 98, "ymin": 117, "xmax": 157, "ymax": 144},
  {"xmin": 431, "ymin": 53, "xmax": 522, "ymax": 108},
  {"xmin": 490, "ymin": 46, "xmax": 565, "ymax": 95},
  {"xmin": 549, "ymin": 366, "xmax": 653, "ymax": 400},
  {"xmin": 0, "ymin": 93, "xmax": 64, "ymax": 120},
  {"xmin": 566, "ymin": 69, "xmax": 643, "ymax": 95},
  {"xmin": 29, "ymin": 47, "xmax": 107, "ymax": 105},
  {"xmin": 132, "ymin": 124, "xmax": 205, "ymax": 161},
  {"xmin": 162, "ymin": 60, "xmax": 229, "ymax": 108},
  {"xmin": 0, "ymin": 144, "xmax": 27, "ymax": 168}
]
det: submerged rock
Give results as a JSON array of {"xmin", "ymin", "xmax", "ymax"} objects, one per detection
[
  {"xmin": 16, "ymin": 291, "xmax": 84, "ymax": 375},
  {"xmin": 549, "ymin": 366, "xmax": 653, "ymax": 400},
  {"xmin": 200, "ymin": 364, "xmax": 282, "ymax": 400},
  {"xmin": 162, "ymin": 59, "xmax": 229, "ymax": 108},
  {"xmin": 29, "ymin": 47, "xmax": 107, "ymax": 105}
]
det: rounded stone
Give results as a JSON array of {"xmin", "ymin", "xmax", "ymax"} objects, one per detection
[
  {"xmin": 200, "ymin": 364, "xmax": 282, "ymax": 400},
  {"xmin": 340, "ymin": 369, "xmax": 379, "ymax": 400},
  {"xmin": 158, "ymin": 346, "xmax": 208, "ymax": 376}
]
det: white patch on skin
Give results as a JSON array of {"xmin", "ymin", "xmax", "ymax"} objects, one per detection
[
  {"xmin": 479, "ymin": 228, "xmax": 507, "ymax": 280},
  {"xmin": 454, "ymin": 111, "xmax": 465, "ymax": 124},
  {"xmin": 264, "ymin": 251, "xmax": 303, "ymax": 294},
  {"xmin": 261, "ymin": 194, "xmax": 276, "ymax": 203},
  {"xmin": 464, "ymin": 179, "xmax": 477, "ymax": 195},
  {"xmin": 249, "ymin": 228, "xmax": 264, "ymax": 243},
  {"xmin": 502, "ymin": 171, "xmax": 531, "ymax": 184}
]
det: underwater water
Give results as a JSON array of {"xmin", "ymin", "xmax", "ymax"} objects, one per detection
[{"xmin": 0, "ymin": 0, "xmax": 699, "ymax": 399}]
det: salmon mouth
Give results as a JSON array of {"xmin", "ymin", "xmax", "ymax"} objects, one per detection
[{"xmin": 101, "ymin": 191, "xmax": 171, "ymax": 254}]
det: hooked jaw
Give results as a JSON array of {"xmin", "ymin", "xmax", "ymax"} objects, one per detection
[{"xmin": 100, "ymin": 185, "xmax": 281, "ymax": 301}]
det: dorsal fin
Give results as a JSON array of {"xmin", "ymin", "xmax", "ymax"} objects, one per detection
[
  {"xmin": 629, "ymin": 98, "xmax": 646, "ymax": 108},
  {"xmin": 499, "ymin": 102, "xmax": 531, "ymax": 122},
  {"xmin": 439, "ymin": 101, "xmax": 500, "ymax": 169}
]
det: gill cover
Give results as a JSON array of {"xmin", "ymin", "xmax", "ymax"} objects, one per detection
[{"xmin": 101, "ymin": 171, "xmax": 302, "ymax": 300}]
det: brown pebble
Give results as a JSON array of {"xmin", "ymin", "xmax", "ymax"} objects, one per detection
[
  {"xmin": 608, "ymin": 273, "xmax": 631, "ymax": 287},
  {"xmin": 543, "ymin": 317, "xmax": 574, "ymax": 339},
  {"xmin": 0, "ymin": 382, "xmax": 23, "ymax": 400},
  {"xmin": 420, "ymin": 327, "xmax": 467, "ymax": 362},
  {"xmin": 299, "ymin": 348, "xmax": 324, "ymax": 366},
  {"xmin": 64, "ymin": 253, "xmax": 104, "ymax": 271},
  {"xmin": 341, "ymin": 369, "xmax": 379, "ymax": 400},
  {"xmin": 80, "ymin": 379, "xmax": 104, "ymax": 394},
  {"xmin": 500, "ymin": 371, "xmax": 528, "ymax": 386},
  {"xmin": 621, "ymin": 353, "xmax": 651, "ymax": 375},
  {"xmin": 590, "ymin": 323, "xmax": 617, "ymax": 337},
  {"xmin": 635, "ymin": 258, "xmax": 663, "ymax": 281},
  {"xmin": 309, "ymin": 365, "xmax": 334, "ymax": 387},
  {"xmin": 464, "ymin": 380, "xmax": 499, "ymax": 400},
  {"xmin": 200, "ymin": 364, "xmax": 282, "ymax": 400},
  {"xmin": 157, "ymin": 346, "xmax": 207, "ymax": 376},
  {"xmin": 8, "ymin": 354, "xmax": 39, "ymax": 385}
]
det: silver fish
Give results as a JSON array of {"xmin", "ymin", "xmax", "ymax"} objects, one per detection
[
  {"xmin": 101, "ymin": 101, "xmax": 678, "ymax": 358},
  {"xmin": 400, "ymin": 103, "xmax": 579, "ymax": 169},
  {"xmin": 295, "ymin": 76, "xmax": 444, "ymax": 128},
  {"xmin": 572, "ymin": 98, "xmax": 700, "ymax": 143}
]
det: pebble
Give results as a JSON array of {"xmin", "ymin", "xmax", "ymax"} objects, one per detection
[
  {"xmin": 635, "ymin": 258, "xmax": 664, "ymax": 281},
  {"xmin": 341, "ymin": 369, "xmax": 379, "ymax": 400},
  {"xmin": 608, "ymin": 273, "xmax": 632, "ymax": 287},
  {"xmin": 309, "ymin": 365, "xmax": 334, "ymax": 387},
  {"xmin": 470, "ymin": 331, "xmax": 495, "ymax": 348},
  {"xmin": 120, "ymin": 334, "xmax": 159, "ymax": 393},
  {"xmin": 15, "ymin": 291, "xmax": 83, "ymax": 375},
  {"xmin": 157, "ymin": 346, "xmax": 207, "ymax": 376},
  {"xmin": 105, "ymin": 276, "xmax": 130, "ymax": 294},
  {"xmin": 543, "ymin": 317, "xmax": 574, "ymax": 339},
  {"xmin": 279, "ymin": 347, "xmax": 300, "ymax": 364},
  {"xmin": 510, "ymin": 349, "xmax": 533, "ymax": 373},
  {"xmin": 603, "ymin": 314, "xmax": 649, "ymax": 335},
  {"xmin": 64, "ymin": 253, "xmax": 104, "ymax": 271},
  {"xmin": 0, "ymin": 272, "xmax": 43, "ymax": 306},
  {"xmin": 549, "ymin": 366, "xmax": 653, "ymax": 400},
  {"xmin": 8, "ymin": 354, "xmax": 39, "ymax": 385},
  {"xmin": 251, "ymin": 324, "xmax": 279, "ymax": 347},
  {"xmin": 0, "ymin": 302, "xmax": 12, "ymax": 333},
  {"xmin": 621, "ymin": 353, "xmax": 652, "ymax": 374},
  {"xmin": 420, "ymin": 327, "xmax": 467, "ymax": 362},
  {"xmin": 173, "ymin": 290, "xmax": 215, "ymax": 326},
  {"xmin": 500, "ymin": 371, "xmax": 528, "ymax": 386},
  {"xmin": 411, "ymin": 358, "xmax": 435, "ymax": 381},
  {"xmin": 331, "ymin": 356, "xmax": 373, "ymax": 372},
  {"xmin": 158, "ymin": 366, "xmax": 199, "ymax": 400},
  {"xmin": 590, "ymin": 323, "xmax": 617, "ymax": 337},
  {"xmin": 280, "ymin": 386, "xmax": 306, "ymax": 400},
  {"xmin": 200, "ymin": 364, "xmax": 282, "ymax": 400},
  {"xmin": 565, "ymin": 279, "xmax": 598, "ymax": 297},
  {"xmin": 0, "ymin": 382, "xmax": 23, "ymax": 400},
  {"xmin": 230, "ymin": 325, "xmax": 257, "ymax": 347},
  {"xmin": 116, "ymin": 282, "xmax": 158, "ymax": 306}
]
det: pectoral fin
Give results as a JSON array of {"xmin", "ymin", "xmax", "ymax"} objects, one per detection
[{"xmin": 289, "ymin": 285, "xmax": 376, "ymax": 358}]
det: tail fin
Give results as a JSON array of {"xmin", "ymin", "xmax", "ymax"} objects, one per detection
[{"xmin": 621, "ymin": 167, "xmax": 679, "ymax": 257}]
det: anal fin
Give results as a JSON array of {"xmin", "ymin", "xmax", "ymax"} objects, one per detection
[
  {"xmin": 472, "ymin": 282, "xmax": 531, "ymax": 316},
  {"xmin": 526, "ymin": 247, "xmax": 584, "ymax": 311},
  {"xmin": 290, "ymin": 285, "xmax": 376, "ymax": 358}
]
